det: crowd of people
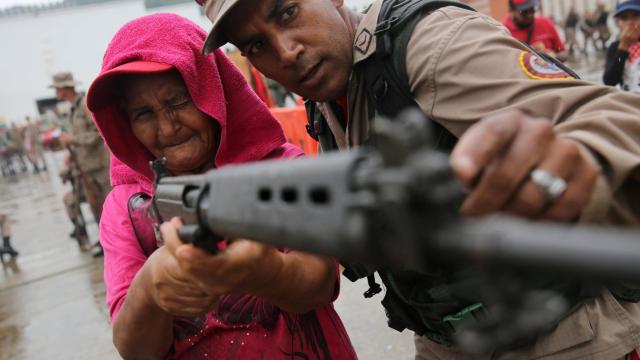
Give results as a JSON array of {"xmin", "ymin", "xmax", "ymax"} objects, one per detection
[
  {"xmin": 504, "ymin": 0, "xmax": 619, "ymax": 62},
  {"xmin": 0, "ymin": 117, "xmax": 48, "ymax": 261},
  {"xmin": 0, "ymin": 72, "xmax": 110, "ymax": 259},
  {"xmin": 0, "ymin": 0, "xmax": 639, "ymax": 359},
  {"xmin": 505, "ymin": 0, "xmax": 640, "ymax": 96},
  {"xmin": 0, "ymin": 118, "xmax": 47, "ymax": 177},
  {"xmin": 564, "ymin": 2, "xmax": 613, "ymax": 55}
]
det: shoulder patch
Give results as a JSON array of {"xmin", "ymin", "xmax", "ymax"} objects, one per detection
[
  {"xmin": 355, "ymin": 29, "xmax": 373, "ymax": 54},
  {"xmin": 519, "ymin": 52, "xmax": 572, "ymax": 80}
]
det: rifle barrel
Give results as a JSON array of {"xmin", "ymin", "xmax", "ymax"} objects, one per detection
[{"xmin": 439, "ymin": 218, "xmax": 640, "ymax": 281}]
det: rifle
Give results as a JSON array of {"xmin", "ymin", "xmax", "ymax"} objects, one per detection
[
  {"xmin": 149, "ymin": 109, "xmax": 640, "ymax": 352},
  {"xmin": 150, "ymin": 109, "xmax": 640, "ymax": 280}
]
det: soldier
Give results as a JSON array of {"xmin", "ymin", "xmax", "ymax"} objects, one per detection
[
  {"xmin": 0, "ymin": 128, "xmax": 16, "ymax": 177},
  {"xmin": 23, "ymin": 117, "xmax": 47, "ymax": 173},
  {"xmin": 197, "ymin": 0, "xmax": 640, "ymax": 359},
  {"xmin": 50, "ymin": 72, "xmax": 111, "ymax": 258},
  {"xmin": 60, "ymin": 163, "xmax": 89, "ymax": 250},
  {"xmin": 7, "ymin": 123, "xmax": 28, "ymax": 173},
  {"xmin": 0, "ymin": 212, "xmax": 18, "ymax": 259}
]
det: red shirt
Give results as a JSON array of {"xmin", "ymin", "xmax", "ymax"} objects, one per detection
[{"xmin": 503, "ymin": 16, "xmax": 566, "ymax": 53}]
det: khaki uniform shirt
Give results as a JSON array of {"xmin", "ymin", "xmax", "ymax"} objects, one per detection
[
  {"xmin": 8, "ymin": 127, "xmax": 25, "ymax": 153},
  {"xmin": 316, "ymin": 2, "xmax": 640, "ymax": 359},
  {"xmin": 24, "ymin": 123, "xmax": 42, "ymax": 151},
  {"xmin": 69, "ymin": 93, "xmax": 110, "ymax": 176}
]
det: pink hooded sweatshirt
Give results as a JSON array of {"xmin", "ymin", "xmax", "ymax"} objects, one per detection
[{"xmin": 88, "ymin": 13, "xmax": 356, "ymax": 360}]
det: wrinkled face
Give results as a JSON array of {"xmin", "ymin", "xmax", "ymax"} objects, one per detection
[
  {"xmin": 121, "ymin": 70, "xmax": 220, "ymax": 175},
  {"xmin": 512, "ymin": 7, "xmax": 535, "ymax": 28},
  {"xmin": 221, "ymin": 0, "xmax": 354, "ymax": 102}
]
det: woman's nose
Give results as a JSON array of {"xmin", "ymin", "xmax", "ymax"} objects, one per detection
[{"xmin": 157, "ymin": 109, "xmax": 180, "ymax": 136}]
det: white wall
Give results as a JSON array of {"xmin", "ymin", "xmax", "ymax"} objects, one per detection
[
  {"xmin": 0, "ymin": 0, "xmax": 145, "ymax": 123},
  {"xmin": 0, "ymin": 0, "xmax": 373, "ymax": 123}
]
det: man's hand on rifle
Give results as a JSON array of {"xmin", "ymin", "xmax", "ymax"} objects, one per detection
[
  {"xmin": 59, "ymin": 132, "xmax": 74, "ymax": 147},
  {"xmin": 162, "ymin": 217, "xmax": 285, "ymax": 300},
  {"xmin": 451, "ymin": 110, "xmax": 600, "ymax": 221}
]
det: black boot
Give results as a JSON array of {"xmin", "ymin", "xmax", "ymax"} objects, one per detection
[
  {"xmin": 91, "ymin": 243, "xmax": 104, "ymax": 258},
  {"xmin": 69, "ymin": 223, "xmax": 87, "ymax": 239},
  {"xmin": 3, "ymin": 236, "xmax": 18, "ymax": 257}
]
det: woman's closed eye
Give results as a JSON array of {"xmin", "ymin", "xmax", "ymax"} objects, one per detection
[
  {"xmin": 167, "ymin": 94, "xmax": 192, "ymax": 108},
  {"xmin": 130, "ymin": 107, "xmax": 154, "ymax": 122}
]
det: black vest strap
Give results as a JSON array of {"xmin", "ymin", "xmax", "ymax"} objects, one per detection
[{"xmin": 362, "ymin": 0, "xmax": 472, "ymax": 152}]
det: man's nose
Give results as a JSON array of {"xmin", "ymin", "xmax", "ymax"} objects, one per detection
[{"xmin": 274, "ymin": 35, "xmax": 303, "ymax": 66}]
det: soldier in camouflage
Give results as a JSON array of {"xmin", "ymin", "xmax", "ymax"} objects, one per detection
[{"xmin": 51, "ymin": 72, "xmax": 111, "ymax": 258}]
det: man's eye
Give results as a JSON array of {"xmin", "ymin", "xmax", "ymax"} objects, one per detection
[
  {"xmin": 249, "ymin": 40, "xmax": 266, "ymax": 55},
  {"xmin": 281, "ymin": 4, "xmax": 297, "ymax": 22}
]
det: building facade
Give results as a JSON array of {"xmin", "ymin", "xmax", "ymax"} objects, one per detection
[{"xmin": 0, "ymin": 0, "xmax": 619, "ymax": 121}]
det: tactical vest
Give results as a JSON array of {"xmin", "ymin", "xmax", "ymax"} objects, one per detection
[{"xmin": 309, "ymin": 0, "xmax": 639, "ymax": 348}]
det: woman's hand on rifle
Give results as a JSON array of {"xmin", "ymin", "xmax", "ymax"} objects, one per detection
[{"xmin": 162, "ymin": 217, "xmax": 336, "ymax": 314}]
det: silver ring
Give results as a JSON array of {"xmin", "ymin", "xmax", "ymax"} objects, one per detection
[{"xmin": 530, "ymin": 169, "xmax": 567, "ymax": 205}]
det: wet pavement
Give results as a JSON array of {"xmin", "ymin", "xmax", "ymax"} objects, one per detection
[
  {"xmin": 0, "ymin": 151, "xmax": 119, "ymax": 360},
  {"xmin": 566, "ymin": 52, "xmax": 608, "ymax": 83},
  {"xmin": 0, "ymin": 54, "xmax": 607, "ymax": 360}
]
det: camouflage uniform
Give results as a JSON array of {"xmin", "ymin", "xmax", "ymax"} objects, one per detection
[
  {"xmin": 66, "ymin": 93, "xmax": 111, "ymax": 223},
  {"xmin": 7, "ymin": 124, "xmax": 28, "ymax": 172},
  {"xmin": 23, "ymin": 121, "xmax": 46, "ymax": 172}
]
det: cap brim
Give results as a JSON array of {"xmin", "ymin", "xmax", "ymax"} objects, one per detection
[
  {"xmin": 515, "ymin": 4, "xmax": 535, "ymax": 10},
  {"xmin": 513, "ymin": 0, "xmax": 538, "ymax": 11},
  {"xmin": 87, "ymin": 61, "xmax": 173, "ymax": 112},
  {"xmin": 48, "ymin": 80, "xmax": 81, "ymax": 89},
  {"xmin": 203, "ymin": 27, "xmax": 226, "ymax": 54},
  {"xmin": 615, "ymin": 3, "xmax": 640, "ymax": 17},
  {"xmin": 202, "ymin": 0, "xmax": 242, "ymax": 54}
]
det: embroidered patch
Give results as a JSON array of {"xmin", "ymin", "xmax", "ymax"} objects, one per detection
[
  {"xmin": 519, "ymin": 52, "xmax": 572, "ymax": 80},
  {"xmin": 355, "ymin": 29, "xmax": 372, "ymax": 54}
]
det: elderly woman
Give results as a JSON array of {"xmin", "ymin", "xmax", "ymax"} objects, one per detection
[{"xmin": 87, "ymin": 14, "xmax": 356, "ymax": 360}]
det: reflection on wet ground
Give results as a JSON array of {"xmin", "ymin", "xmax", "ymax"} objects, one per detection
[
  {"xmin": 566, "ymin": 52, "xmax": 607, "ymax": 83},
  {"xmin": 0, "ymin": 151, "xmax": 119, "ymax": 360}
]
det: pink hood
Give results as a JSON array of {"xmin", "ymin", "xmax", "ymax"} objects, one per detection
[{"xmin": 87, "ymin": 13, "xmax": 286, "ymax": 185}]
